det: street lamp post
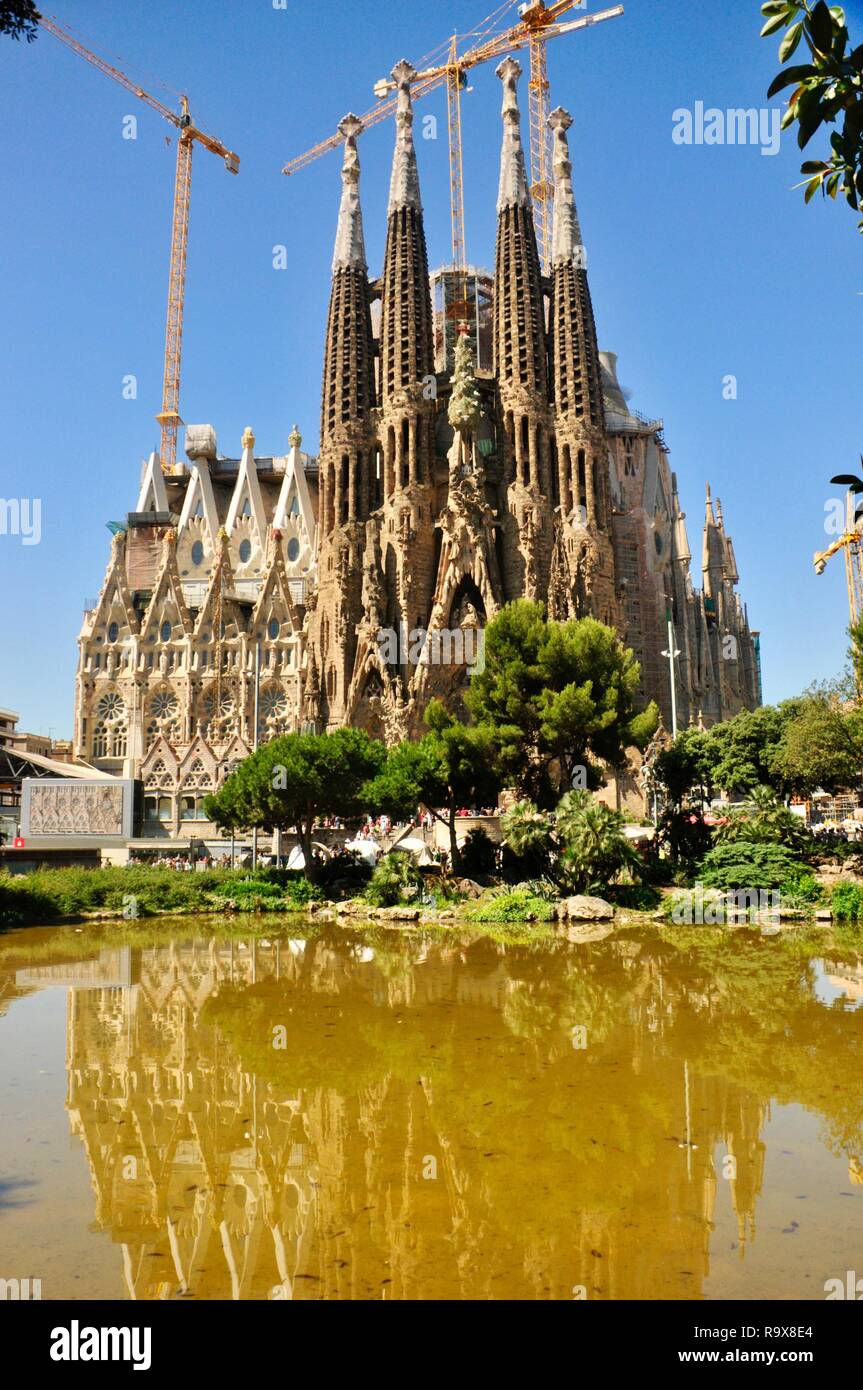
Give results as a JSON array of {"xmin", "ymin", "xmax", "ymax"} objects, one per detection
[
  {"xmin": 661, "ymin": 608, "xmax": 681, "ymax": 741},
  {"xmin": 251, "ymin": 640, "xmax": 261, "ymax": 871}
]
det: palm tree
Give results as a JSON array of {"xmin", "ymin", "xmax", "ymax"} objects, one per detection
[{"xmin": 555, "ymin": 791, "xmax": 640, "ymax": 892}]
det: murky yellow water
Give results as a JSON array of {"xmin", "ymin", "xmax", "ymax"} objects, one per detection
[{"xmin": 1, "ymin": 917, "xmax": 862, "ymax": 1301}]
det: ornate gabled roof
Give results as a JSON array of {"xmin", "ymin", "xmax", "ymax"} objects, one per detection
[
  {"xmin": 332, "ymin": 113, "xmax": 368, "ymax": 272},
  {"xmin": 249, "ymin": 549, "xmax": 301, "ymax": 636},
  {"xmin": 225, "ymin": 429, "xmax": 267, "ymax": 543},
  {"xmin": 140, "ymin": 535, "xmax": 193, "ymax": 638},
  {"xmin": 177, "ymin": 458, "xmax": 220, "ymax": 539},
  {"xmin": 135, "ymin": 451, "xmax": 170, "ymax": 514},
  {"xmin": 272, "ymin": 431, "xmax": 316, "ymax": 546}
]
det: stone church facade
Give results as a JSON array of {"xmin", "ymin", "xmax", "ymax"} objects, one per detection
[{"xmin": 73, "ymin": 58, "xmax": 760, "ymax": 835}]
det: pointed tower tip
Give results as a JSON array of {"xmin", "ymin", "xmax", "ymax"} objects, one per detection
[
  {"xmin": 388, "ymin": 58, "xmax": 421, "ymax": 215},
  {"xmin": 391, "ymin": 58, "xmax": 417, "ymax": 88},
  {"xmin": 496, "ymin": 56, "xmax": 530, "ymax": 213},
  {"xmin": 496, "ymin": 55, "xmax": 522, "ymax": 84},
  {"xmin": 242, "ymin": 427, "xmax": 255, "ymax": 452},
  {"xmin": 338, "ymin": 112, "xmax": 364, "ymax": 142},
  {"xmin": 333, "ymin": 109, "xmax": 368, "ymax": 271},
  {"xmin": 550, "ymin": 104, "xmax": 584, "ymax": 265},
  {"xmin": 289, "ymin": 423, "xmax": 302, "ymax": 450}
]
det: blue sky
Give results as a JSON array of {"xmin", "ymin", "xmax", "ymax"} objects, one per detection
[{"xmin": 1, "ymin": 0, "xmax": 861, "ymax": 737}]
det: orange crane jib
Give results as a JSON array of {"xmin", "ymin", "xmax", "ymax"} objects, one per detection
[
  {"xmin": 39, "ymin": 15, "xmax": 239, "ymax": 476},
  {"xmin": 282, "ymin": 1, "xmax": 623, "ymax": 275}
]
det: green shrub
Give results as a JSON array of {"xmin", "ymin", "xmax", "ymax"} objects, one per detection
[
  {"xmin": 364, "ymin": 852, "xmax": 423, "ymax": 908},
  {"xmin": 715, "ymin": 787, "xmax": 812, "ymax": 854},
  {"xmin": 607, "ymin": 883, "xmax": 662, "ymax": 911},
  {"xmin": 831, "ymin": 880, "xmax": 863, "ymax": 921},
  {"xmin": 556, "ymin": 790, "xmax": 640, "ymax": 892},
  {"xmin": 469, "ymin": 889, "xmax": 555, "ymax": 923},
  {"xmin": 0, "ymin": 874, "xmax": 61, "ymax": 925},
  {"xmin": 699, "ymin": 841, "xmax": 801, "ymax": 891},
  {"xmin": 778, "ymin": 866, "xmax": 824, "ymax": 908}
]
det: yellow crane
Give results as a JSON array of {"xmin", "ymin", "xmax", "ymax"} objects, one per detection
[
  {"xmin": 39, "ymin": 14, "xmax": 239, "ymax": 475},
  {"xmin": 282, "ymin": 1, "xmax": 623, "ymax": 276},
  {"xmin": 814, "ymin": 471, "xmax": 863, "ymax": 630}
]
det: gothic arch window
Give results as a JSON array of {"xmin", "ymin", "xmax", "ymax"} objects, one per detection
[
  {"xmin": 145, "ymin": 688, "xmax": 180, "ymax": 750},
  {"xmin": 260, "ymin": 684, "xmax": 291, "ymax": 738},
  {"xmin": 91, "ymin": 691, "xmax": 128, "ymax": 759},
  {"xmin": 145, "ymin": 758, "xmax": 175, "ymax": 791},
  {"xmin": 183, "ymin": 757, "xmax": 213, "ymax": 791},
  {"xmin": 198, "ymin": 687, "xmax": 235, "ymax": 744}
]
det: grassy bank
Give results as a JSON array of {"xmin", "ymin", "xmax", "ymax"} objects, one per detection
[{"xmin": 0, "ymin": 866, "xmax": 324, "ymax": 926}]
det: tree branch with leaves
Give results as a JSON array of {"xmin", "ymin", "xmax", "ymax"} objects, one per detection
[{"xmin": 762, "ymin": 1, "xmax": 863, "ymax": 228}]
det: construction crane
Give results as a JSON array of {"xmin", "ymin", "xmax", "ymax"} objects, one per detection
[
  {"xmin": 282, "ymin": 1, "xmax": 624, "ymax": 276},
  {"xmin": 39, "ymin": 14, "xmax": 239, "ymax": 475},
  {"xmin": 814, "ymin": 471, "xmax": 863, "ymax": 638}
]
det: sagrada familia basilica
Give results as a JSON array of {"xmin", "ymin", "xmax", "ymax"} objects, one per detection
[{"xmin": 73, "ymin": 58, "xmax": 761, "ymax": 830}]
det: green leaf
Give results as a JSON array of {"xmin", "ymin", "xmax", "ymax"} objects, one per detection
[
  {"xmin": 767, "ymin": 63, "xmax": 818, "ymax": 97},
  {"xmin": 779, "ymin": 20, "xmax": 803, "ymax": 61},
  {"xmin": 761, "ymin": 13, "xmax": 787, "ymax": 36},
  {"xmin": 809, "ymin": 0, "xmax": 835, "ymax": 53},
  {"xmin": 804, "ymin": 174, "xmax": 823, "ymax": 201}
]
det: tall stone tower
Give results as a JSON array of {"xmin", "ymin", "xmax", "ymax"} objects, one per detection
[
  {"xmin": 369, "ymin": 59, "xmax": 438, "ymax": 721},
  {"xmin": 305, "ymin": 113, "xmax": 377, "ymax": 730},
  {"xmin": 546, "ymin": 107, "xmax": 618, "ymax": 627},
  {"xmin": 492, "ymin": 58, "xmax": 554, "ymax": 601}
]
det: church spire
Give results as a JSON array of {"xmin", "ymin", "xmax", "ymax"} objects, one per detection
[
  {"xmin": 550, "ymin": 107, "xmax": 583, "ymax": 265},
  {"xmin": 671, "ymin": 473, "xmax": 691, "ymax": 565},
  {"xmin": 319, "ymin": 113, "xmax": 376, "ymax": 530},
  {"xmin": 548, "ymin": 107, "xmax": 604, "ymax": 434},
  {"xmin": 388, "ymin": 59, "xmax": 422, "ymax": 214},
  {"xmin": 496, "ymin": 55, "xmax": 531, "ymax": 212},
  {"xmin": 332, "ymin": 113, "xmax": 367, "ymax": 272},
  {"xmin": 702, "ymin": 483, "xmax": 726, "ymax": 596},
  {"xmin": 380, "ymin": 59, "xmax": 434, "ymax": 408},
  {"xmin": 493, "ymin": 57, "xmax": 548, "ymax": 402}
]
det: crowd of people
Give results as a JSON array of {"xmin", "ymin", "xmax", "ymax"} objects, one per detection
[{"xmin": 124, "ymin": 805, "xmax": 502, "ymax": 871}]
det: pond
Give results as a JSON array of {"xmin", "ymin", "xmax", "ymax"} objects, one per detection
[{"xmin": 1, "ymin": 916, "xmax": 861, "ymax": 1301}]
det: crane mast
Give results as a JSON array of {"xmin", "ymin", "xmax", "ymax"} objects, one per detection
[{"xmin": 39, "ymin": 16, "xmax": 239, "ymax": 475}]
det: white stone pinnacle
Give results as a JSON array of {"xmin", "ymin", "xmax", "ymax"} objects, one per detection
[
  {"xmin": 332, "ymin": 112, "xmax": 368, "ymax": 273},
  {"xmin": 549, "ymin": 106, "xmax": 585, "ymax": 267},
  {"xmin": 496, "ymin": 57, "xmax": 531, "ymax": 213},
  {"xmin": 388, "ymin": 60, "xmax": 422, "ymax": 216}
]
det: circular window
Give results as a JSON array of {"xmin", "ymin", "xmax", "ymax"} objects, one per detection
[
  {"xmin": 191, "ymin": 540, "xmax": 204, "ymax": 566},
  {"xmin": 239, "ymin": 539, "xmax": 252, "ymax": 564},
  {"xmin": 107, "ymin": 622, "xmax": 119, "ymax": 643},
  {"xmin": 160, "ymin": 620, "xmax": 172, "ymax": 642},
  {"xmin": 286, "ymin": 537, "xmax": 300, "ymax": 562},
  {"xmin": 268, "ymin": 618, "xmax": 280, "ymax": 641}
]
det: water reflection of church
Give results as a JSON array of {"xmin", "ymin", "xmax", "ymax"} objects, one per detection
[{"xmin": 9, "ymin": 931, "xmax": 795, "ymax": 1300}]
